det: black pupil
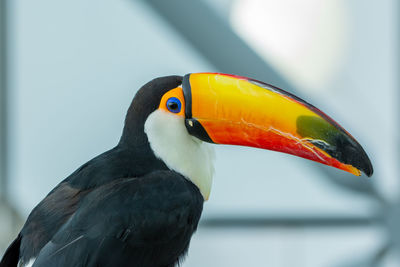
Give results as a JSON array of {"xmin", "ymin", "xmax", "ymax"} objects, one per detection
[{"xmin": 168, "ymin": 102, "xmax": 178, "ymax": 110}]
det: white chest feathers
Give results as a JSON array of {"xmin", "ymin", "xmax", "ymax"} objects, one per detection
[
  {"xmin": 144, "ymin": 110, "xmax": 215, "ymax": 200},
  {"xmin": 18, "ymin": 258, "xmax": 35, "ymax": 267}
]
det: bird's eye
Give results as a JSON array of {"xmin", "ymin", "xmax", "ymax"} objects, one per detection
[{"xmin": 166, "ymin": 97, "xmax": 182, "ymax": 113}]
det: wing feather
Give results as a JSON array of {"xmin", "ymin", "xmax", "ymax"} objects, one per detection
[{"xmin": 32, "ymin": 171, "xmax": 203, "ymax": 267}]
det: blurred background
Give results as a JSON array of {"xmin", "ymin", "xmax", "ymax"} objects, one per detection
[{"xmin": 0, "ymin": 0, "xmax": 398, "ymax": 266}]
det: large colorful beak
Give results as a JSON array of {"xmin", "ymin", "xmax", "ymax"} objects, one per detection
[{"xmin": 182, "ymin": 73, "xmax": 373, "ymax": 177}]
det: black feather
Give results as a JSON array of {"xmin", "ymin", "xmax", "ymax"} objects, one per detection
[
  {"xmin": 31, "ymin": 171, "xmax": 203, "ymax": 267},
  {"xmin": 0, "ymin": 235, "xmax": 21, "ymax": 267}
]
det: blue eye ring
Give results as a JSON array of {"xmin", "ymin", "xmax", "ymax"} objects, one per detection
[{"xmin": 166, "ymin": 97, "xmax": 182, "ymax": 113}]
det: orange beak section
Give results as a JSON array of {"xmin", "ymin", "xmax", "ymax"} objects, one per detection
[{"xmin": 182, "ymin": 73, "xmax": 373, "ymax": 177}]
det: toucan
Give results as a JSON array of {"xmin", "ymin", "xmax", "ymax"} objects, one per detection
[{"xmin": 0, "ymin": 73, "xmax": 373, "ymax": 267}]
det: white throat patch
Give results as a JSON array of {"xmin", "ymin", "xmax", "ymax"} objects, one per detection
[{"xmin": 144, "ymin": 110, "xmax": 215, "ymax": 200}]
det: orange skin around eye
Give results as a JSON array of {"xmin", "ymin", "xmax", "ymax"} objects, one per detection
[{"xmin": 158, "ymin": 87, "xmax": 186, "ymax": 116}]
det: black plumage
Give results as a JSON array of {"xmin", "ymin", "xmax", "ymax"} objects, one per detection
[
  {"xmin": 32, "ymin": 172, "xmax": 202, "ymax": 267},
  {"xmin": 1, "ymin": 75, "xmax": 204, "ymax": 267}
]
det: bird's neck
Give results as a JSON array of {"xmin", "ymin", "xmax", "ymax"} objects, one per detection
[
  {"xmin": 144, "ymin": 110, "xmax": 215, "ymax": 200},
  {"xmin": 119, "ymin": 109, "xmax": 215, "ymax": 201},
  {"xmin": 66, "ymin": 144, "xmax": 168, "ymax": 190}
]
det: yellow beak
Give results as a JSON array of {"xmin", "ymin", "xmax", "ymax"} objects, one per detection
[{"xmin": 182, "ymin": 73, "xmax": 373, "ymax": 177}]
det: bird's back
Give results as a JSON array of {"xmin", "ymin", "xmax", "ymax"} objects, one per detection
[
  {"xmin": 2, "ymin": 145, "xmax": 202, "ymax": 267},
  {"xmin": 31, "ymin": 171, "xmax": 203, "ymax": 267}
]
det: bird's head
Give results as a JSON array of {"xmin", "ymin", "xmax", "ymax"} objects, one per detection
[{"xmin": 121, "ymin": 73, "xmax": 373, "ymax": 200}]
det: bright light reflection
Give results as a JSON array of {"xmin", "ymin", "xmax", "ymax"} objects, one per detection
[{"xmin": 230, "ymin": 0, "xmax": 349, "ymax": 92}]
